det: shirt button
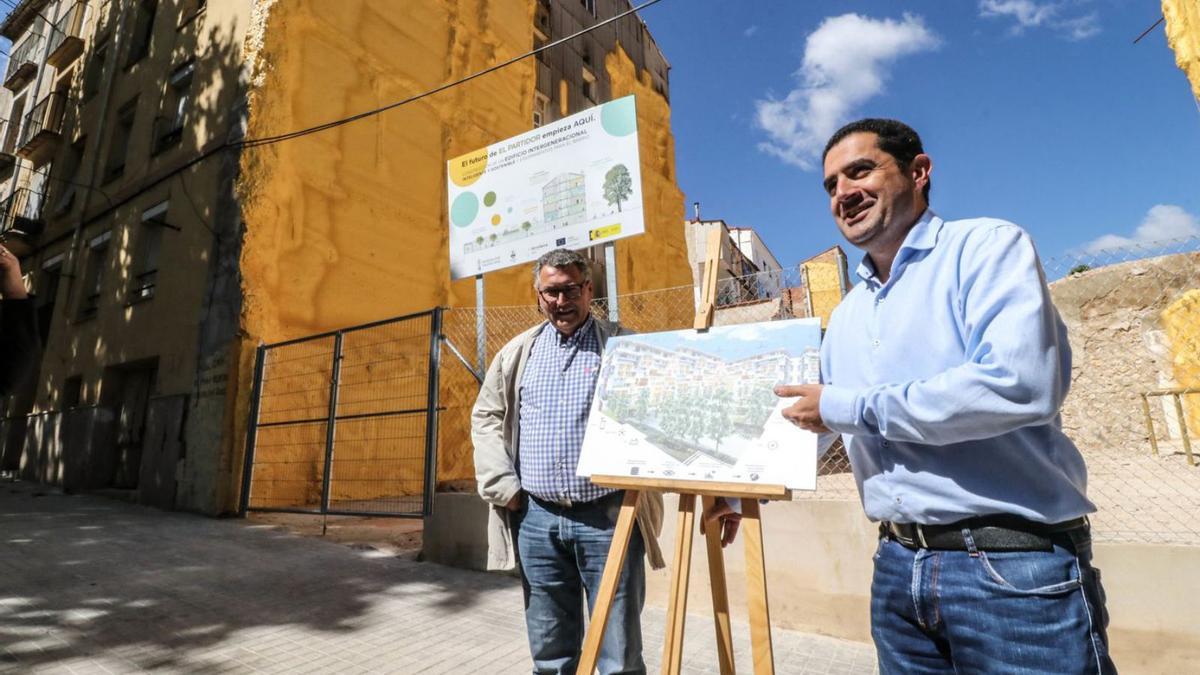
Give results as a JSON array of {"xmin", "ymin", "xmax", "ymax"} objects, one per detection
[
  {"xmin": 872, "ymin": 339, "xmax": 881, "ymax": 348},
  {"xmin": 882, "ymin": 440, "xmax": 890, "ymax": 447}
]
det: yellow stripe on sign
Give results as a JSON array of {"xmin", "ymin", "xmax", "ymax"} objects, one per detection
[{"xmin": 589, "ymin": 224, "xmax": 622, "ymax": 241}]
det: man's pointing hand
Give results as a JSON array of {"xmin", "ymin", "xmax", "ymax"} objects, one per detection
[{"xmin": 774, "ymin": 383, "xmax": 830, "ymax": 434}]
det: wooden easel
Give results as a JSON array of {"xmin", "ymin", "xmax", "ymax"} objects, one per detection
[{"xmin": 577, "ymin": 229, "xmax": 791, "ymax": 674}]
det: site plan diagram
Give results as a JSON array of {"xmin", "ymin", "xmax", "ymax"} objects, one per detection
[{"xmin": 577, "ymin": 318, "xmax": 822, "ymax": 490}]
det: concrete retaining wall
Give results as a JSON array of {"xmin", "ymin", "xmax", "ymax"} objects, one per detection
[{"xmin": 425, "ymin": 491, "xmax": 1200, "ymax": 672}]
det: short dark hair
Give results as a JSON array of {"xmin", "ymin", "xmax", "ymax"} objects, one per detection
[
  {"xmin": 532, "ymin": 248, "xmax": 591, "ymax": 288},
  {"xmin": 822, "ymin": 118, "xmax": 931, "ymax": 202}
]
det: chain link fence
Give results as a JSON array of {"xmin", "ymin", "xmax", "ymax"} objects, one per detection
[{"xmin": 438, "ymin": 235, "xmax": 1200, "ymax": 545}]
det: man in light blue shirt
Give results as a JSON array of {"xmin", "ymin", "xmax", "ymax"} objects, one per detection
[{"xmin": 776, "ymin": 119, "xmax": 1115, "ymax": 674}]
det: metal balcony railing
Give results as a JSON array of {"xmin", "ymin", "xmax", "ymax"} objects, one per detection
[
  {"xmin": 0, "ymin": 120, "xmax": 16, "ymax": 155},
  {"xmin": 17, "ymin": 92, "xmax": 68, "ymax": 153},
  {"xmin": 0, "ymin": 188, "xmax": 46, "ymax": 243},
  {"xmin": 46, "ymin": 3, "xmax": 88, "ymax": 69},
  {"xmin": 4, "ymin": 34, "xmax": 43, "ymax": 86}
]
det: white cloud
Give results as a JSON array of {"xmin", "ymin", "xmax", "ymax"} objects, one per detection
[
  {"xmin": 744, "ymin": 25, "xmax": 759, "ymax": 38},
  {"xmin": 753, "ymin": 13, "xmax": 940, "ymax": 170},
  {"xmin": 1079, "ymin": 205, "xmax": 1200, "ymax": 254},
  {"xmin": 978, "ymin": 1, "xmax": 1101, "ymax": 41}
]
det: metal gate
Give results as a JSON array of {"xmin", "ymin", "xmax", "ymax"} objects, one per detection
[{"xmin": 239, "ymin": 308, "xmax": 442, "ymax": 517}]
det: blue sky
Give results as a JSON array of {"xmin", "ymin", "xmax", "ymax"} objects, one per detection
[{"xmin": 638, "ymin": 1, "xmax": 1200, "ymax": 268}]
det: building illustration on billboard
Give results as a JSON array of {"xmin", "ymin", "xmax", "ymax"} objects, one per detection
[
  {"xmin": 577, "ymin": 319, "xmax": 823, "ymax": 489},
  {"xmin": 543, "ymin": 173, "xmax": 587, "ymax": 227}
]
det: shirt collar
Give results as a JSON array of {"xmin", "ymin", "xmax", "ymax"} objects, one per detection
[{"xmin": 853, "ymin": 209, "xmax": 944, "ymax": 284}]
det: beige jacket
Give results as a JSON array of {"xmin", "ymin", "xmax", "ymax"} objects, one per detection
[{"xmin": 471, "ymin": 316, "xmax": 665, "ymax": 572}]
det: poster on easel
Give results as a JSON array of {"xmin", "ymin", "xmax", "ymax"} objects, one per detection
[
  {"xmin": 446, "ymin": 95, "xmax": 645, "ymax": 280},
  {"xmin": 577, "ymin": 318, "xmax": 822, "ymax": 490}
]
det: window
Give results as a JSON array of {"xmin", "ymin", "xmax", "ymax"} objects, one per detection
[
  {"xmin": 129, "ymin": 202, "xmax": 166, "ymax": 302},
  {"xmin": 581, "ymin": 67, "xmax": 597, "ymax": 104},
  {"xmin": 63, "ymin": 375, "xmax": 83, "ymax": 409},
  {"xmin": 104, "ymin": 99, "xmax": 137, "ymax": 183},
  {"xmin": 154, "ymin": 61, "xmax": 193, "ymax": 153},
  {"xmin": 78, "ymin": 231, "xmax": 110, "ymax": 319},
  {"xmin": 125, "ymin": 0, "xmax": 157, "ymax": 66},
  {"xmin": 52, "ymin": 135, "xmax": 86, "ymax": 215},
  {"xmin": 533, "ymin": 93, "xmax": 549, "ymax": 127},
  {"xmin": 36, "ymin": 256, "xmax": 63, "ymax": 343},
  {"xmin": 580, "ymin": 0, "xmax": 596, "ymax": 18},
  {"xmin": 84, "ymin": 37, "xmax": 109, "ymax": 100}
]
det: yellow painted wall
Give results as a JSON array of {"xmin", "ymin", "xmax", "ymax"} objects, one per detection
[
  {"xmin": 238, "ymin": 1, "xmax": 691, "ymax": 508},
  {"xmin": 802, "ymin": 249, "xmax": 848, "ymax": 329},
  {"xmin": 1164, "ymin": 0, "xmax": 1200, "ymax": 103},
  {"xmin": 1162, "ymin": 289, "xmax": 1200, "ymax": 435}
]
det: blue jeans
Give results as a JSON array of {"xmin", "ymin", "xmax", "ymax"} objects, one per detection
[
  {"xmin": 871, "ymin": 529, "xmax": 1116, "ymax": 674},
  {"xmin": 515, "ymin": 491, "xmax": 646, "ymax": 675}
]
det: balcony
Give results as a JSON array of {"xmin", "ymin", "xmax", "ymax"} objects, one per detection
[
  {"xmin": 4, "ymin": 35, "xmax": 43, "ymax": 92},
  {"xmin": 46, "ymin": 3, "xmax": 87, "ymax": 70},
  {"xmin": 0, "ymin": 189, "xmax": 46, "ymax": 257},
  {"xmin": 0, "ymin": 121, "xmax": 17, "ymax": 177},
  {"xmin": 17, "ymin": 92, "xmax": 68, "ymax": 167}
]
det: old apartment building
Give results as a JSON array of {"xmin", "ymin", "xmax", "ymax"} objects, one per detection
[{"xmin": 1, "ymin": 0, "xmax": 691, "ymax": 515}]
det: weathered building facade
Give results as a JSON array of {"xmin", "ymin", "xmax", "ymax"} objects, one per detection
[{"xmin": 2, "ymin": 0, "xmax": 691, "ymax": 515}]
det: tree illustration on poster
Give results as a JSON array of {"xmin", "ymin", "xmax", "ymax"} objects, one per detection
[{"xmin": 603, "ymin": 163, "xmax": 632, "ymax": 212}]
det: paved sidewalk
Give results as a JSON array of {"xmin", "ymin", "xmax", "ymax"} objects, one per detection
[{"xmin": 0, "ymin": 482, "xmax": 876, "ymax": 674}]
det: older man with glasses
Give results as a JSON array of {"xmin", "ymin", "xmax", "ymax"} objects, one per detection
[{"xmin": 473, "ymin": 248, "xmax": 665, "ymax": 674}]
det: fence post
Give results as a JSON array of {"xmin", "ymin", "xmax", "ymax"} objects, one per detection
[
  {"xmin": 475, "ymin": 274, "xmax": 487, "ymax": 378},
  {"xmin": 238, "ymin": 344, "xmax": 267, "ymax": 516},
  {"xmin": 1173, "ymin": 393, "xmax": 1194, "ymax": 466},
  {"xmin": 423, "ymin": 308, "xmax": 444, "ymax": 517},
  {"xmin": 605, "ymin": 242, "xmax": 620, "ymax": 322},
  {"xmin": 1140, "ymin": 393, "xmax": 1159, "ymax": 457},
  {"xmin": 320, "ymin": 333, "xmax": 345, "ymax": 514}
]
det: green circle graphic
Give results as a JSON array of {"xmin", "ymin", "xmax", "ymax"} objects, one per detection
[
  {"xmin": 451, "ymin": 192, "xmax": 479, "ymax": 227},
  {"xmin": 601, "ymin": 97, "xmax": 637, "ymax": 137},
  {"xmin": 483, "ymin": 191, "xmax": 497, "ymax": 207}
]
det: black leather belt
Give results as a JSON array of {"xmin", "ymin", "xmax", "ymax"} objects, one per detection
[{"xmin": 880, "ymin": 515, "xmax": 1089, "ymax": 552}]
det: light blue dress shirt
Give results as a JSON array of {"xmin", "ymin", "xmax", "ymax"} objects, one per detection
[{"xmin": 818, "ymin": 210, "xmax": 1095, "ymax": 525}]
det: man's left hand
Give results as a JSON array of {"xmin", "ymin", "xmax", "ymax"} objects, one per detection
[
  {"xmin": 700, "ymin": 497, "xmax": 741, "ymax": 547},
  {"xmin": 775, "ymin": 383, "xmax": 829, "ymax": 434}
]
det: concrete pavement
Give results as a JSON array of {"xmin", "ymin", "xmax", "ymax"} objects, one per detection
[{"xmin": 0, "ymin": 481, "xmax": 875, "ymax": 674}]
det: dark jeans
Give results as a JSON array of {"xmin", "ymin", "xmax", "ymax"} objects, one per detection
[
  {"xmin": 871, "ymin": 528, "xmax": 1116, "ymax": 674},
  {"xmin": 514, "ymin": 491, "xmax": 646, "ymax": 675}
]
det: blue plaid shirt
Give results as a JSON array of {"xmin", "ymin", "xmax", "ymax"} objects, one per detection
[{"xmin": 518, "ymin": 316, "xmax": 614, "ymax": 504}]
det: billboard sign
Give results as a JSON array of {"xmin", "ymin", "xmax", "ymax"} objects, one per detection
[{"xmin": 446, "ymin": 95, "xmax": 645, "ymax": 279}]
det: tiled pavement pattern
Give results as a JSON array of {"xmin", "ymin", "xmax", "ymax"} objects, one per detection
[{"xmin": 0, "ymin": 482, "xmax": 876, "ymax": 674}]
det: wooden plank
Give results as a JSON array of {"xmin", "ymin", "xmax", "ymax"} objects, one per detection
[
  {"xmin": 694, "ymin": 227, "xmax": 723, "ymax": 329},
  {"xmin": 578, "ymin": 490, "xmax": 640, "ymax": 675},
  {"xmin": 662, "ymin": 494, "xmax": 696, "ymax": 675},
  {"xmin": 591, "ymin": 475, "xmax": 791, "ymax": 501},
  {"xmin": 742, "ymin": 499, "xmax": 775, "ymax": 674},
  {"xmin": 701, "ymin": 496, "xmax": 736, "ymax": 675}
]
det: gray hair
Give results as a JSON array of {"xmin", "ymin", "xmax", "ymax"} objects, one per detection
[{"xmin": 532, "ymin": 248, "xmax": 591, "ymax": 288}]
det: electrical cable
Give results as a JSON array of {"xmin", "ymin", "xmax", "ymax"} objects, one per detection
[{"xmin": 235, "ymin": 0, "xmax": 666, "ymax": 149}]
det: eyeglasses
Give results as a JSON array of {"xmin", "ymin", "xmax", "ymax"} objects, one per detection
[{"xmin": 538, "ymin": 283, "xmax": 586, "ymax": 302}]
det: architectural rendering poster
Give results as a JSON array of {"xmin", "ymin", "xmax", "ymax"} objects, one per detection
[
  {"xmin": 446, "ymin": 96, "xmax": 645, "ymax": 279},
  {"xmin": 577, "ymin": 319, "xmax": 823, "ymax": 491}
]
